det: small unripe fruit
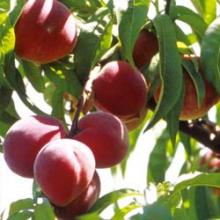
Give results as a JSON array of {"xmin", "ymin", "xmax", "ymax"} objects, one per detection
[
  {"xmin": 15, "ymin": 0, "xmax": 77, "ymax": 64},
  {"xmin": 93, "ymin": 61, "xmax": 148, "ymax": 120},
  {"xmin": 133, "ymin": 29, "xmax": 158, "ymax": 68},
  {"xmin": 34, "ymin": 139, "xmax": 95, "ymax": 207},
  {"xmin": 3, "ymin": 115, "xmax": 66, "ymax": 178},
  {"xmin": 54, "ymin": 171, "xmax": 101, "ymax": 220},
  {"xmin": 74, "ymin": 112, "xmax": 129, "ymax": 168}
]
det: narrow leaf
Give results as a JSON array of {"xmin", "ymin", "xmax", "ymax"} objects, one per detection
[
  {"xmin": 146, "ymin": 15, "xmax": 183, "ymax": 130},
  {"xmin": 170, "ymin": 6, "xmax": 207, "ymax": 39},
  {"xmin": 90, "ymin": 189, "xmax": 142, "ymax": 214},
  {"xmin": 201, "ymin": 17, "xmax": 220, "ymax": 94},
  {"xmin": 117, "ymin": 0, "xmax": 149, "ymax": 64}
]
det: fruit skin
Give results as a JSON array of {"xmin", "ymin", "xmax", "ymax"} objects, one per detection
[
  {"xmin": 133, "ymin": 29, "xmax": 158, "ymax": 68},
  {"xmin": 14, "ymin": 0, "xmax": 77, "ymax": 64},
  {"xmin": 34, "ymin": 138, "xmax": 95, "ymax": 207},
  {"xmin": 53, "ymin": 171, "xmax": 101, "ymax": 220},
  {"xmin": 3, "ymin": 115, "xmax": 66, "ymax": 178},
  {"xmin": 154, "ymin": 56, "xmax": 219, "ymax": 120},
  {"xmin": 73, "ymin": 111, "xmax": 129, "ymax": 168},
  {"xmin": 93, "ymin": 60, "xmax": 148, "ymax": 120},
  {"xmin": 200, "ymin": 150, "xmax": 220, "ymax": 171}
]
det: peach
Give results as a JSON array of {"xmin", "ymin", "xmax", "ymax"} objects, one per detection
[
  {"xmin": 92, "ymin": 61, "xmax": 148, "ymax": 120},
  {"xmin": 154, "ymin": 56, "xmax": 219, "ymax": 120},
  {"xmin": 53, "ymin": 171, "xmax": 101, "ymax": 220},
  {"xmin": 14, "ymin": 0, "xmax": 77, "ymax": 64},
  {"xmin": 3, "ymin": 115, "xmax": 66, "ymax": 178},
  {"xmin": 73, "ymin": 111, "xmax": 129, "ymax": 168},
  {"xmin": 133, "ymin": 29, "xmax": 158, "ymax": 68},
  {"xmin": 34, "ymin": 138, "xmax": 96, "ymax": 207}
]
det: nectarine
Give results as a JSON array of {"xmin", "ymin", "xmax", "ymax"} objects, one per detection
[
  {"xmin": 34, "ymin": 138, "xmax": 95, "ymax": 207},
  {"xmin": 92, "ymin": 61, "xmax": 148, "ymax": 122},
  {"xmin": 133, "ymin": 29, "xmax": 158, "ymax": 68},
  {"xmin": 53, "ymin": 171, "xmax": 101, "ymax": 220},
  {"xmin": 14, "ymin": 0, "xmax": 77, "ymax": 64},
  {"xmin": 154, "ymin": 56, "xmax": 219, "ymax": 120},
  {"xmin": 73, "ymin": 111, "xmax": 129, "ymax": 168},
  {"xmin": 3, "ymin": 115, "xmax": 66, "ymax": 178}
]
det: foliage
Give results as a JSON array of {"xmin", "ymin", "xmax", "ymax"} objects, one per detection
[{"xmin": 1, "ymin": 0, "xmax": 220, "ymax": 219}]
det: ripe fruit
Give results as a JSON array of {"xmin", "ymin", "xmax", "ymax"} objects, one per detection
[
  {"xmin": 200, "ymin": 150, "xmax": 220, "ymax": 171},
  {"xmin": 34, "ymin": 138, "xmax": 95, "ymax": 207},
  {"xmin": 93, "ymin": 61, "xmax": 148, "ymax": 123},
  {"xmin": 154, "ymin": 56, "xmax": 219, "ymax": 120},
  {"xmin": 3, "ymin": 115, "xmax": 66, "ymax": 178},
  {"xmin": 133, "ymin": 29, "xmax": 158, "ymax": 68},
  {"xmin": 14, "ymin": 0, "xmax": 77, "ymax": 64},
  {"xmin": 73, "ymin": 111, "xmax": 129, "ymax": 168},
  {"xmin": 54, "ymin": 171, "xmax": 101, "ymax": 220}
]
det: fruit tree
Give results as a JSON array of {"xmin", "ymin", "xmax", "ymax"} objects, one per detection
[{"xmin": 1, "ymin": 0, "xmax": 220, "ymax": 219}]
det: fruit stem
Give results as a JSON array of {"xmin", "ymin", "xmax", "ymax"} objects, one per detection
[{"xmin": 67, "ymin": 95, "xmax": 84, "ymax": 138}]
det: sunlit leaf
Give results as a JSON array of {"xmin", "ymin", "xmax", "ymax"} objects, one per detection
[
  {"xmin": 146, "ymin": 14, "xmax": 183, "ymax": 130},
  {"xmin": 117, "ymin": 0, "xmax": 149, "ymax": 64},
  {"xmin": 201, "ymin": 17, "xmax": 220, "ymax": 94}
]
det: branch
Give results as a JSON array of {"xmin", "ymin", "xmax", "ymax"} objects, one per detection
[
  {"xmin": 147, "ymin": 97, "xmax": 220, "ymax": 152},
  {"xmin": 179, "ymin": 120, "xmax": 220, "ymax": 153},
  {"xmin": 165, "ymin": 0, "xmax": 171, "ymax": 14},
  {"xmin": 67, "ymin": 95, "xmax": 84, "ymax": 138}
]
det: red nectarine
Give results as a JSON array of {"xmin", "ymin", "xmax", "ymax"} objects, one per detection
[
  {"xmin": 73, "ymin": 111, "xmax": 129, "ymax": 168},
  {"xmin": 154, "ymin": 56, "xmax": 219, "ymax": 120},
  {"xmin": 133, "ymin": 29, "xmax": 158, "ymax": 68},
  {"xmin": 3, "ymin": 115, "xmax": 66, "ymax": 178},
  {"xmin": 92, "ymin": 61, "xmax": 148, "ymax": 121},
  {"xmin": 53, "ymin": 171, "xmax": 101, "ymax": 220},
  {"xmin": 34, "ymin": 138, "xmax": 95, "ymax": 207},
  {"xmin": 14, "ymin": 0, "xmax": 77, "ymax": 64}
]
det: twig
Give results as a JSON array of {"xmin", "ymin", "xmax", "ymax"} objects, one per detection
[{"xmin": 67, "ymin": 95, "xmax": 84, "ymax": 138}]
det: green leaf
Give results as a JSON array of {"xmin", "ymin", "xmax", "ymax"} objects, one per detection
[
  {"xmin": 90, "ymin": 189, "xmax": 142, "ymax": 214},
  {"xmin": 76, "ymin": 212, "xmax": 103, "ymax": 220},
  {"xmin": 9, "ymin": 198, "xmax": 34, "ymax": 216},
  {"xmin": 167, "ymin": 173, "xmax": 220, "ymax": 207},
  {"xmin": 51, "ymin": 88, "xmax": 64, "ymax": 120},
  {"xmin": 19, "ymin": 60, "xmax": 45, "ymax": 93},
  {"xmin": 0, "ymin": 13, "xmax": 15, "ymax": 60},
  {"xmin": 191, "ymin": 0, "xmax": 216, "ymax": 24},
  {"xmin": 173, "ymin": 208, "xmax": 189, "ymax": 220},
  {"xmin": 170, "ymin": 6, "xmax": 207, "ymax": 40},
  {"xmin": 8, "ymin": 210, "xmax": 33, "ymax": 220},
  {"xmin": 34, "ymin": 202, "xmax": 55, "ymax": 220},
  {"xmin": 74, "ymin": 8, "xmax": 113, "ymax": 83},
  {"xmin": 0, "ymin": 0, "xmax": 10, "ymax": 11},
  {"xmin": 131, "ymin": 202, "xmax": 172, "ymax": 220},
  {"xmin": 4, "ymin": 52, "xmax": 46, "ymax": 115},
  {"xmin": 146, "ymin": 14, "xmax": 183, "ymax": 130},
  {"xmin": 182, "ymin": 58, "xmax": 205, "ymax": 106},
  {"xmin": 43, "ymin": 64, "xmax": 82, "ymax": 97},
  {"xmin": 147, "ymin": 128, "xmax": 170, "ymax": 184},
  {"xmin": 165, "ymin": 78, "xmax": 184, "ymax": 146},
  {"xmin": 201, "ymin": 17, "xmax": 220, "ymax": 94},
  {"xmin": 117, "ymin": 0, "xmax": 149, "ymax": 64},
  {"xmin": 0, "ymin": 84, "xmax": 12, "ymax": 114},
  {"xmin": 112, "ymin": 202, "xmax": 141, "ymax": 220},
  {"xmin": 9, "ymin": 0, "xmax": 25, "ymax": 26}
]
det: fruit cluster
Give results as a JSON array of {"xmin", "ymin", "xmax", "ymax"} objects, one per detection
[
  {"xmin": 4, "ymin": 0, "xmax": 220, "ymax": 218},
  {"xmin": 3, "ymin": 112, "xmax": 129, "ymax": 219}
]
